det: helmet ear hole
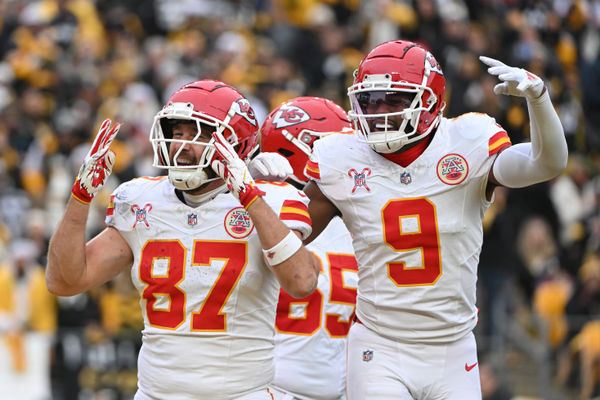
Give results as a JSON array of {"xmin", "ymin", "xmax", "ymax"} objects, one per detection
[
  {"xmin": 237, "ymin": 141, "xmax": 249, "ymax": 158},
  {"xmin": 278, "ymin": 148, "xmax": 294, "ymax": 158}
]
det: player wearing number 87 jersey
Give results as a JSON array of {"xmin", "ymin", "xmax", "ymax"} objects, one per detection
[
  {"xmin": 107, "ymin": 177, "xmax": 311, "ymax": 399},
  {"xmin": 46, "ymin": 80, "xmax": 319, "ymax": 400},
  {"xmin": 261, "ymin": 97, "xmax": 358, "ymax": 400},
  {"xmin": 303, "ymin": 41, "xmax": 568, "ymax": 399}
]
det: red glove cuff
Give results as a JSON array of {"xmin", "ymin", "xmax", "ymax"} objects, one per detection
[
  {"xmin": 239, "ymin": 184, "xmax": 266, "ymax": 209},
  {"xmin": 71, "ymin": 180, "xmax": 93, "ymax": 204}
]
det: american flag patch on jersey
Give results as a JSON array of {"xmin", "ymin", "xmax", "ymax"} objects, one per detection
[
  {"xmin": 280, "ymin": 200, "xmax": 311, "ymax": 226},
  {"xmin": 488, "ymin": 129, "xmax": 511, "ymax": 156},
  {"xmin": 304, "ymin": 160, "xmax": 320, "ymax": 180}
]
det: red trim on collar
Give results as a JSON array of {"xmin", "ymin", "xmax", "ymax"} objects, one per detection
[{"xmin": 381, "ymin": 136, "xmax": 430, "ymax": 167}]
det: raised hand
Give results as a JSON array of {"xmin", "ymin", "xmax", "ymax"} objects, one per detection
[
  {"xmin": 480, "ymin": 56, "xmax": 545, "ymax": 100},
  {"xmin": 211, "ymin": 132, "xmax": 265, "ymax": 209},
  {"xmin": 248, "ymin": 151, "xmax": 293, "ymax": 181},
  {"xmin": 71, "ymin": 119, "xmax": 120, "ymax": 204}
]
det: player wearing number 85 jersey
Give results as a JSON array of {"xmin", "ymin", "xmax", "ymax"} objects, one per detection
[
  {"xmin": 261, "ymin": 97, "xmax": 358, "ymax": 400},
  {"xmin": 303, "ymin": 41, "xmax": 568, "ymax": 399},
  {"xmin": 46, "ymin": 80, "xmax": 319, "ymax": 400}
]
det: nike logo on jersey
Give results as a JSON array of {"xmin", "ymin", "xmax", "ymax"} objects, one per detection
[{"xmin": 465, "ymin": 362, "xmax": 478, "ymax": 371}]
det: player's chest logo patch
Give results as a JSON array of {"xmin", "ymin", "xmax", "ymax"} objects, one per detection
[
  {"xmin": 400, "ymin": 171, "xmax": 412, "ymax": 185},
  {"xmin": 224, "ymin": 207, "xmax": 254, "ymax": 239},
  {"xmin": 187, "ymin": 213, "xmax": 198, "ymax": 226},
  {"xmin": 436, "ymin": 153, "xmax": 468, "ymax": 185},
  {"xmin": 348, "ymin": 168, "xmax": 372, "ymax": 193},
  {"xmin": 131, "ymin": 203, "xmax": 152, "ymax": 228}
]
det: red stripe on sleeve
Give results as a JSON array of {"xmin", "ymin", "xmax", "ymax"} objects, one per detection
[
  {"xmin": 488, "ymin": 131, "xmax": 512, "ymax": 156},
  {"xmin": 280, "ymin": 200, "xmax": 311, "ymax": 226},
  {"xmin": 304, "ymin": 160, "xmax": 320, "ymax": 180}
]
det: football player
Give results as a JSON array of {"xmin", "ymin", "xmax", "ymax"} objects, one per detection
[
  {"xmin": 302, "ymin": 40, "xmax": 568, "ymax": 399},
  {"xmin": 261, "ymin": 97, "xmax": 358, "ymax": 400},
  {"xmin": 46, "ymin": 80, "xmax": 320, "ymax": 400}
]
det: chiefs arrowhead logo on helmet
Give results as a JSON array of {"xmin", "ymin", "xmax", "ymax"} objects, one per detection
[
  {"xmin": 261, "ymin": 97, "xmax": 352, "ymax": 187},
  {"xmin": 426, "ymin": 52, "xmax": 444, "ymax": 76},
  {"xmin": 234, "ymin": 98, "xmax": 257, "ymax": 127},
  {"xmin": 272, "ymin": 105, "xmax": 311, "ymax": 129}
]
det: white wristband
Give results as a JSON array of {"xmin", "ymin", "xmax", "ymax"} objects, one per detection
[{"xmin": 262, "ymin": 231, "xmax": 303, "ymax": 266}]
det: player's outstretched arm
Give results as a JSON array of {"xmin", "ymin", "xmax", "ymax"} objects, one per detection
[
  {"xmin": 480, "ymin": 56, "xmax": 568, "ymax": 187},
  {"xmin": 211, "ymin": 132, "xmax": 319, "ymax": 298},
  {"xmin": 47, "ymin": 201, "xmax": 133, "ymax": 296},
  {"xmin": 46, "ymin": 120, "xmax": 133, "ymax": 296}
]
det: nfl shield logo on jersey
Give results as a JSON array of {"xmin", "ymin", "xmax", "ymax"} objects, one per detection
[
  {"xmin": 400, "ymin": 172, "xmax": 412, "ymax": 185},
  {"xmin": 363, "ymin": 349, "xmax": 374, "ymax": 362},
  {"xmin": 187, "ymin": 213, "xmax": 198, "ymax": 226},
  {"xmin": 348, "ymin": 168, "xmax": 372, "ymax": 194},
  {"xmin": 130, "ymin": 203, "xmax": 152, "ymax": 228}
]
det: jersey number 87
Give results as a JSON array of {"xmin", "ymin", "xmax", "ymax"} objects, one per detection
[{"xmin": 139, "ymin": 240, "xmax": 247, "ymax": 331}]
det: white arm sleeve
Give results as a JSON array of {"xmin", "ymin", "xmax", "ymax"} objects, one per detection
[{"xmin": 492, "ymin": 90, "xmax": 568, "ymax": 188}]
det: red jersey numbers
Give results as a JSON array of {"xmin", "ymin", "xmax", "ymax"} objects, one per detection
[
  {"xmin": 276, "ymin": 287, "xmax": 323, "ymax": 336},
  {"xmin": 276, "ymin": 253, "xmax": 358, "ymax": 337},
  {"xmin": 191, "ymin": 241, "xmax": 247, "ymax": 331},
  {"xmin": 138, "ymin": 239, "xmax": 247, "ymax": 331},
  {"xmin": 326, "ymin": 253, "xmax": 359, "ymax": 337},
  {"xmin": 139, "ymin": 240, "xmax": 186, "ymax": 329},
  {"xmin": 382, "ymin": 198, "xmax": 442, "ymax": 286}
]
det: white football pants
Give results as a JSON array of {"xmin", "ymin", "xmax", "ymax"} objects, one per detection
[{"xmin": 347, "ymin": 322, "xmax": 481, "ymax": 400}]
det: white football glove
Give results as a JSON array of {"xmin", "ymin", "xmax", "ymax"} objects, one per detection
[
  {"xmin": 248, "ymin": 152, "xmax": 293, "ymax": 181},
  {"xmin": 480, "ymin": 56, "xmax": 545, "ymax": 100},
  {"xmin": 211, "ymin": 132, "xmax": 265, "ymax": 209},
  {"xmin": 71, "ymin": 119, "xmax": 120, "ymax": 204}
]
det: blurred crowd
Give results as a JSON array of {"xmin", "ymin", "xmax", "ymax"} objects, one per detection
[{"xmin": 0, "ymin": 0, "xmax": 598, "ymax": 399}]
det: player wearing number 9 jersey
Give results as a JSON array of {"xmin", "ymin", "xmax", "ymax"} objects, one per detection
[
  {"xmin": 260, "ymin": 97, "xmax": 358, "ymax": 400},
  {"xmin": 303, "ymin": 41, "xmax": 568, "ymax": 399},
  {"xmin": 46, "ymin": 80, "xmax": 319, "ymax": 400}
]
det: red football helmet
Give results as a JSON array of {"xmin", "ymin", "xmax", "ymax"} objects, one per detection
[
  {"xmin": 150, "ymin": 80, "xmax": 258, "ymax": 190},
  {"xmin": 260, "ymin": 97, "xmax": 352, "ymax": 186},
  {"xmin": 347, "ymin": 40, "xmax": 446, "ymax": 153}
]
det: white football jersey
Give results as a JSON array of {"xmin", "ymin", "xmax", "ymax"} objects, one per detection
[
  {"xmin": 271, "ymin": 217, "xmax": 358, "ymax": 400},
  {"xmin": 105, "ymin": 177, "xmax": 311, "ymax": 400},
  {"xmin": 306, "ymin": 113, "xmax": 511, "ymax": 344}
]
